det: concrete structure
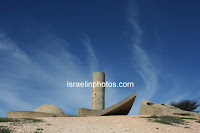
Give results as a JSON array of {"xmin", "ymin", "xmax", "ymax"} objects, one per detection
[
  {"xmin": 7, "ymin": 72, "xmax": 137, "ymax": 118},
  {"xmin": 79, "ymin": 92, "xmax": 136, "ymax": 116},
  {"xmin": 78, "ymin": 72, "xmax": 136, "ymax": 116},
  {"xmin": 139, "ymin": 100, "xmax": 200, "ymax": 118},
  {"xmin": 7, "ymin": 111, "xmax": 77, "ymax": 118},
  {"xmin": 35, "ymin": 104, "xmax": 64, "ymax": 114},
  {"xmin": 92, "ymin": 72, "xmax": 105, "ymax": 110},
  {"xmin": 8, "ymin": 104, "xmax": 77, "ymax": 118}
]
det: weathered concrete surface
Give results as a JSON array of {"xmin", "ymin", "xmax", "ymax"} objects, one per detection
[
  {"xmin": 79, "ymin": 92, "xmax": 136, "ymax": 116},
  {"xmin": 139, "ymin": 100, "xmax": 200, "ymax": 118},
  {"xmin": 7, "ymin": 111, "xmax": 78, "ymax": 118},
  {"xmin": 35, "ymin": 104, "xmax": 64, "ymax": 114},
  {"xmin": 78, "ymin": 108, "xmax": 98, "ymax": 116},
  {"xmin": 7, "ymin": 104, "xmax": 78, "ymax": 118},
  {"xmin": 92, "ymin": 72, "xmax": 105, "ymax": 110}
]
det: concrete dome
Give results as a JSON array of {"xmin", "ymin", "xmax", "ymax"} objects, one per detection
[{"xmin": 34, "ymin": 104, "xmax": 64, "ymax": 114}]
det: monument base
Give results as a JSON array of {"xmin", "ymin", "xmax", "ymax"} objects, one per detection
[
  {"xmin": 7, "ymin": 111, "xmax": 78, "ymax": 118},
  {"xmin": 139, "ymin": 100, "xmax": 200, "ymax": 118},
  {"xmin": 79, "ymin": 92, "xmax": 136, "ymax": 116}
]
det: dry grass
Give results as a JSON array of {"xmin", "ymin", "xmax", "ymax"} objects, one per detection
[{"xmin": 144, "ymin": 115, "xmax": 186, "ymax": 125}]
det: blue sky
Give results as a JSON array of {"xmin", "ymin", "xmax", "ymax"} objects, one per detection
[{"xmin": 0, "ymin": 0, "xmax": 200, "ymax": 117}]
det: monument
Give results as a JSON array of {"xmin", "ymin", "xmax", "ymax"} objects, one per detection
[
  {"xmin": 92, "ymin": 72, "xmax": 105, "ymax": 110},
  {"xmin": 7, "ymin": 72, "xmax": 137, "ymax": 118},
  {"xmin": 139, "ymin": 100, "xmax": 200, "ymax": 118},
  {"xmin": 7, "ymin": 72, "xmax": 200, "ymax": 118}
]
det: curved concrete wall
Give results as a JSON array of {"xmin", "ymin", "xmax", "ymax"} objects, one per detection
[{"xmin": 79, "ymin": 92, "xmax": 136, "ymax": 116}]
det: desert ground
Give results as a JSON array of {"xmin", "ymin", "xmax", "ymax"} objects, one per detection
[{"xmin": 0, "ymin": 115, "xmax": 200, "ymax": 133}]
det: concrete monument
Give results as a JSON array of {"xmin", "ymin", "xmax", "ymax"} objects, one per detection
[
  {"xmin": 139, "ymin": 100, "xmax": 200, "ymax": 118},
  {"xmin": 92, "ymin": 72, "xmax": 105, "ymax": 110},
  {"xmin": 7, "ymin": 72, "xmax": 136, "ymax": 118}
]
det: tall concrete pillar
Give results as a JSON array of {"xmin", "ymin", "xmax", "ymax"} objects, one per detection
[{"xmin": 92, "ymin": 72, "xmax": 105, "ymax": 110}]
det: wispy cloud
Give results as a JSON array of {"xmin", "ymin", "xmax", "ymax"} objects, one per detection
[
  {"xmin": 128, "ymin": 6, "xmax": 158, "ymax": 114},
  {"xmin": 81, "ymin": 34, "xmax": 98, "ymax": 72},
  {"xmin": 0, "ymin": 33, "xmax": 99, "ymax": 117},
  {"xmin": 0, "ymin": 32, "xmax": 121, "ymax": 117},
  {"xmin": 128, "ymin": 3, "xmax": 192, "ymax": 114},
  {"xmin": 0, "ymin": 33, "xmax": 30, "ymax": 62},
  {"xmin": 132, "ymin": 45, "xmax": 158, "ymax": 100}
]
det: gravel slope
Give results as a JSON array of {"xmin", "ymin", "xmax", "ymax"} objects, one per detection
[{"xmin": 1, "ymin": 115, "xmax": 200, "ymax": 133}]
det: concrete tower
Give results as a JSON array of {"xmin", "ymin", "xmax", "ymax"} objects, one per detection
[{"xmin": 92, "ymin": 72, "xmax": 105, "ymax": 110}]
